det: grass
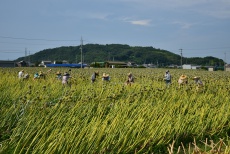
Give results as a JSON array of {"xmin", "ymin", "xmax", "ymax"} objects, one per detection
[{"xmin": 0, "ymin": 67, "xmax": 229, "ymax": 153}]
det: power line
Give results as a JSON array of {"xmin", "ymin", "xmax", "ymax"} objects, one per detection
[
  {"xmin": 0, "ymin": 35, "xmax": 78, "ymax": 42},
  {"xmin": 0, "ymin": 49, "xmax": 23, "ymax": 52},
  {"xmin": 0, "ymin": 51, "xmax": 23, "ymax": 53},
  {"xmin": 0, "ymin": 41, "xmax": 75, "ymax": 46}
]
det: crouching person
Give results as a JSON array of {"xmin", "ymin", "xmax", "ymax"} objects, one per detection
[
  {"xmin": 126, "ymin": 72, "xmax": 134, "ymax": 86},
  {"xmin": 193, "ymin": 76, "xmax": 204, "ymax": 92},
  {"xmin": 23, "ymin": 73, "xmax": 30, "ymax": 80},
  {"xmin": 178, "ymin": 75, "xmax": 188, "ymax": 88},
  {"xmin": 102, "ymin": 73, "xmax": 110, "ymax": 81}
]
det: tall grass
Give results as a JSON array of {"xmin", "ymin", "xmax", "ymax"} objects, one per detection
[{"xmin": 0, "ymin": 68, "xmax": 229, "ymax": 153}]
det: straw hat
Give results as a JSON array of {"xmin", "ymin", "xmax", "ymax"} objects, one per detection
[
  {"xmin": 95, "ymin": 71, "xmax": 99, "ymax": 75},
  {"xmin": 193, "ymin": 76, "xmax": 200, "ymax": 80},
  {"xmin": 103, "ymin": 73, "xmax": 109, "ymax": 77},
  {"xmin": 179, "ymin": 75, "xmax": 187, "ymax": 80},
  {"xmin": 56, "ymin": 71, "xmax": 61, "ymax": 75}
]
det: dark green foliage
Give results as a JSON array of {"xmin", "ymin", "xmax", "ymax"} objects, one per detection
[{"xmin": 16, "ymin": 44, "xmax": 224, "ymax": 66}]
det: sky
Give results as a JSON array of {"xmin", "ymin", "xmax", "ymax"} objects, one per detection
[{"xmin": 0, "ymin": 0, "xmax": 230, "ymax": 63}]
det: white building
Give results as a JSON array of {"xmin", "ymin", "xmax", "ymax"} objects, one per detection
[
  {"xmin": 182, "ymin": 64, "xmax": 201, "ymax": 70},
  {"xmin": 39, "ymin": 60, "xmax": 52, "ymax": 67},
  {"xmin": 182, "ymin": 64, "xmax": 192, "ymax": 69}
]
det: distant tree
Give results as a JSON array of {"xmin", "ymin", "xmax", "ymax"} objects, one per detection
[{"xmin": 15, "ymin": 44, "xmax": 224, "ymax": 67}]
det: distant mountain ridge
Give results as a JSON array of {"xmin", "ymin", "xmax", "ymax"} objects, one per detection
[{"xmin": 16, "ymin": 44, "xmax": 224, "ymax": 66}]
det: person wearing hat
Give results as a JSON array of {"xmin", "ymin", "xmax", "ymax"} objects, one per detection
[
  {"xmin": 33, "ymin": 72, "xmax": 39, "ymax": 80},
  {"xmin": 62, "ymin": 72, "xmax": 71, "ymax": 86},
  {"xmin": 164, "ymin": 70, "xmax": 171, "ymax": 87},
  {"xmin": 23, "ymin": 73, "xmax": 29, "ymax": 80},
  {"xmin": 102, "ymin": 73, "xmax": 110, "ymax": 81},
  {"xmin": 193, "ymin": 76, "xmax": 203, "ymax": 85},
  {"xmin": 18, "ymin": 70, "xmax": 24, "ymax": 79},
  {"xmin": 193, "ymin": 76, "xmax": 204, "ymax": 92},
  {"xmin": 39, "ymin": 71, "xmax": 45, "ymax": 79},
  {"xmin": 46, "ymin": 69, "xmax": 52, "ymax": 73},
  {"xmin": 56, "ymin": 71, "xmax": 62, "ymax": 80},
  {"xmin": 178, "ymin": 74, "xmax": 188, "ymax": 87},
  {"xmin": 126, "ymin": 72, "xmax": 134, "ymax": 86}
]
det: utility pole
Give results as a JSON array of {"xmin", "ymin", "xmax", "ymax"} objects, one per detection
[
  {"xmin": 179, "ymin": 49, "xmax": 183, "ymax": 68},
  {"xmin": 224, "ymin": 52, "xmax": 226, "ymax": 71},
  {"xmin": 80, "ymin": 36, "xmax": 83, "ymax": 68},
  {"xmin": 24, "ymin": 48, "xmax": 27, "ymax": 62},
  {"xmin": 28, "ymin": 50, "xmax": 30, "ymax": 67},
  {"xmin": 108, "ymin": 51, "xmax": 110, "ymax": 61}
]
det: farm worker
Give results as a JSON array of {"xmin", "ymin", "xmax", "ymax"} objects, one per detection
[
  {"xmin": 193, "ymin": 76, "xmax": 203, "ymax": 85},
  {"xmin": 62, "ymin": 72, "xmax": 71, "ymax": 86},
  {"xmin": 126, "ymin": 72, "xmax": 134, "ymax": 86},
  {"xmin": 178, "ymin": 74, "xmax": 188, "ymax": 87},
  {"xmin": 46, "ymin": 69, "xmax": 52, "ymax": 73},
  {"xmin": 23, "ymin": 73, "xmax": 30, "ymax": 80},
  {"xmin": 193, "ymin": 76, "xmax": 204, "ymax": 92},
  {"xmin": 56, "ymin": 71, "xmax": 62, "ymax": 80},
  {"xmin": 33, "ymin": 72, "xmax": 39, "ymax": 80},
  {"xmin": 39, "ymin": 71, "xmax": 45, "ymax": 79},
  {"xmin": 102, "ymin": 73, "xmax": 110, "ymax": 81},
  {"xmin": 164, "ymin": 70, "xmax": 171, "ymax": 87},
  {"xmin": 18, "ymin": 70, "xmax": 24, "ymax": 79},
  {"xmin": 91, "ymin": 71, "xmax": 99, "ymax": 83}
]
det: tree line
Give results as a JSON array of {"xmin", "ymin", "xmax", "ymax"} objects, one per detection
[{"xmin": 16, "ymin": 44, "xmax": 224, "ymax": 67}]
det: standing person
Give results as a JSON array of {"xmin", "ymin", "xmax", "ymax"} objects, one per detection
[
  {"xmin": 62, "ymin": 72, "xmax": 71, "ymax": 86},
  {"xmin": 126, "ymin": 72, "xmax": 134, "ymax": 86},
  {"xmin": 164, "ymin": 70, "xmax": 171, "ymax": 87},
  {"xmin": 102, "ymin": 73, "xmax": 110, "ymax": 81},
  {"xmin": 178, "ymin": 74, "xmax": 188, "ymax": 88},
  {"xmin": 18, "ymin": 70, "xmax": 24, "ymax": 79},
  {"xmin": 91, "ymin": 71, "xmax": 99, "ymax": 83}
]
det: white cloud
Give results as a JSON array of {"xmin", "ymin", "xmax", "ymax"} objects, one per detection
[
  {"xmin": 172, "ymin": 21, "xmax": 195, "ymax": 29},
  {"xmin": 129, "ymin": 20, "xmax": 151, "ymax": 26},
  {"xmin": 122, "ymin": 17, "xmax": 151, "ymax": 26}
]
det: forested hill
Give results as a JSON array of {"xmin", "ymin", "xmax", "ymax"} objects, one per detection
[{"xmin": 16, "ymin": 44, "xmax": 224, "ymax": 66}]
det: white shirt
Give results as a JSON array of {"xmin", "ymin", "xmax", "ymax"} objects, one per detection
[
  {"xmin": 18, "ymin": 71, "xmax": 24, "ymax": 78},
  {"xmin": 164, "ymin": 73, "xmax": 171, "ymax": 81}
]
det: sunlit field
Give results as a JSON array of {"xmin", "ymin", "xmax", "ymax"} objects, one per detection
[{"xmin": 0, "ymin": 67, "xmax": 230, "ymax": 153}]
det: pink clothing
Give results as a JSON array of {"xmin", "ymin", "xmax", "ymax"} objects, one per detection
[{"xmin": 62, "ymin": 75, "xmax": 70, "ymax": 84}]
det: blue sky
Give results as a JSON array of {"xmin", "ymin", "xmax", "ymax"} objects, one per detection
[{"xmin": 0, "ymin": 0, "xmax": 230, "ymax": 63}]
